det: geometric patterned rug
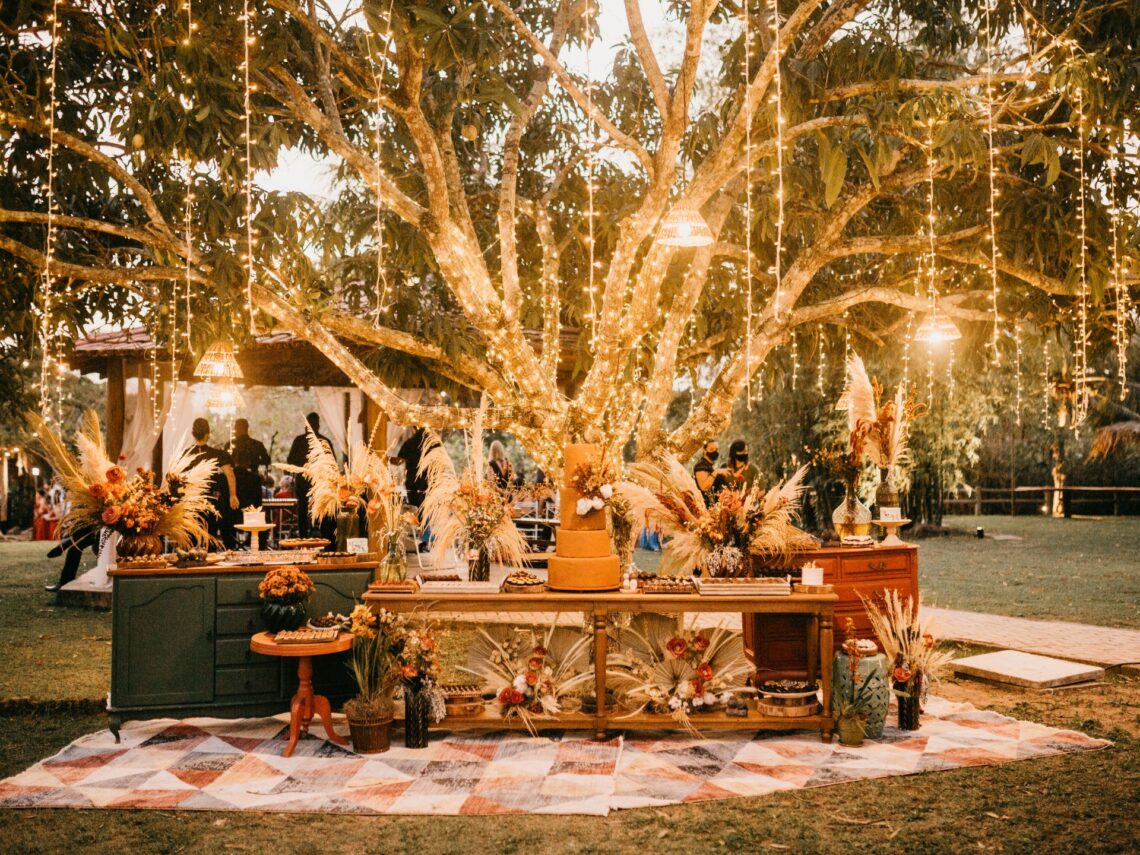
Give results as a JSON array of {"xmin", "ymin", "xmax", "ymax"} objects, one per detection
[{"xmin": 0, "ymin": 697, "xmax": 1108, "ymax": 816}]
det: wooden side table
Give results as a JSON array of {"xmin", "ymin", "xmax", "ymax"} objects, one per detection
[{"xmin": 250, "ymin": 631, "xmax": 353, "ymax": 757}]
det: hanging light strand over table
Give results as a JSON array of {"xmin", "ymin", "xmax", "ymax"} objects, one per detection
[
  {"xmin": 39, "ymin": 0, "xmax": 63, "ymax": 424},
  {"xmin": 771, "ymin": 0, "xmax": 785, "ymax": 320},
  {"xmin": 582, "ymin": 0, "xmax": 598, "ymax": 353},
  {"xmin": 1073, "ymin": 86, "xmax": 1090, "ymax": 426},
  {"xmin": 368, "ymin": 0, "xmax": 397, "ymax": 322},
  {"xmin": 982, "ymin": 0, "xmax": 1001, "ymax": 363},
  {"xmin": 1109, "ymin": 152, "xmax": 1130, "ymax": 399},
  {"xmin": 744, "ymin": 0, "xmax": 754, "ymax": 407},
  {"xmin": 240, "ymin": 0, "xmax": 256, "ymax": 334}
]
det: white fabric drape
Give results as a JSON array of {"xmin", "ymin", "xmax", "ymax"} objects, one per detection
[
  {"xmin": 162, "ymin": 381, "xmax": 201, "ymax": 471},
  {"xmin": 314, "ymin": 387, "xmax": 362, "ymax": 458},
  {"xmin": 121, "ymin": 368, "xmax": 172, "ymax": 473}
]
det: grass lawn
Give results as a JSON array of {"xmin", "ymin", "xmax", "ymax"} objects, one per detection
[
  {"xmin": 1, "ymin": 534, "xmax": 1139, "ymax": 851},
  {"xmin": 919, "ymin": 515, "xmax": 1140, "ymax": 628}
]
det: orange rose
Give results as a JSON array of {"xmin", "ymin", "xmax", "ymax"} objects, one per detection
[
  {"xmin": 101, "ymin": 507, "xmax": 121, "ymax": 524},
  {"xmin": 89, "ymin": 483, "xmax": 107, "ymax": 499},
  {"xmin": 528, "ymin": 656, "xmax": 543, "ymax": 670},
  {"xmin": 106, "ymin": 466, "xmax": 125, "ymax": 484},
  {"xmin": 893, "ymin": 667, "xmax": 912, "ymax": 684},
  {"xmin": 401, "ymin": 664, "xmax": 419, "ymax": 679},
  {"xmin": 665, "ymin": 637, "xmax": 688, "ymax": 657},
  {"xmin": 696, "ymin": 663, "xmax": 714, "ymax": 682},
  {"xmin": 525, "ymin": 671, "xmax": 538, "ymax": 686}
]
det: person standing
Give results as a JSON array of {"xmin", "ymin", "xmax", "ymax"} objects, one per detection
[
  {"xmin": 487, "ymin": 440, "xmax": 514, "ymax": 491},
  {"xmin": 186, "ymin": 417, "xmax": 240, "ymax": 549},
  {"xmin": 229, "ymin": 418, "xmax": 271, "ymax": 548},
  {"xmin": 392, "ymin": 427, "xmax": 430, "ymax": 510},
  {"xmin": 726, "ymin": 439, "xmax": 760, "ymax": 492},
  {"xmin": 286, "ymin": 412, "xmax": 335, "ymax": 540},
  {"xmin": 693, "ymin": 439, "xmax": 732, "ymax": 506}
]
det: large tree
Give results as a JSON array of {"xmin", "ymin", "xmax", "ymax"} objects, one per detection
[{"xmin": 1, "ymin": 0, "xmax": 1137, "ymax": 471}]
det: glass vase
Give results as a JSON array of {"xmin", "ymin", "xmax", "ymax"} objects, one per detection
[
  {"xmin": 404, "ymin": 687, "xmax": 431, "ymax": 748},
  {"xmin": 467, "ymin": 546, "xmax": 491, "ymax": 582},
  {"xmin": 376, "ymin": 536, "xmax": 407, "ymax": 583},
  {"xmin": 335, "ymin": 511, "xmax": 360, "ymax": 552},
  {"xmin": 875, "ymin": 467, "xmax": 900, "ymax": 514},
  {"xmin": 833, "ymin": 651, "xmax": 890, "ymax": 739},
  {"xmin": 832, "ymin": 488, "xmax": 872, "ymax": 537}
]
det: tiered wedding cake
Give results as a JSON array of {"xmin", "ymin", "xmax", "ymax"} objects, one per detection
[{"xmin": 546, "ymin": 443, "xmax": 621, "ymax": 592}]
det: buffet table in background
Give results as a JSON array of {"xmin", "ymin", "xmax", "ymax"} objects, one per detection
[
  {"xmin": 106, "ymin": 558, "xmax": 377, "ymax": 739},
  {"xmin": 363, "ymin": 588, "xmax": 838, "ymax": 742}
]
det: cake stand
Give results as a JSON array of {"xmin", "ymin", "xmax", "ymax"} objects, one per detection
[
  {"xmin": 235, "ymin": 523, "xmax": 275, "ymax": 555},
  {"xmin": 873, "ymin": 519, "xmax": 911, "ymax": 547}
]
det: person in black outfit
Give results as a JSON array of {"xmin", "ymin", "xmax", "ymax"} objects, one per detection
[
  {"xmin": 693, "ymin": 439, "xmax": 732, "ymax": 506},
  {"xmin": 44, "ymin": 529, "xmax": 96, "ymax": 592},
  {"xmin": 229, "ymin": 417, "xmax": 271, "ymax": 548},
  {"xmin": 393, "ymin": 428, "xmax": 430, "ymax": 509},
  {"xmin": 286, "ymin": 412, "xmax": 336, "ymax": 541},
  {"xmin": 186, "ymin": 417, "xmax": 240, "ymax": 549}
]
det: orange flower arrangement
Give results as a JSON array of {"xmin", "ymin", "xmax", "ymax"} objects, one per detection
[{"xmin": 258, "ymin": 567, "xmax": 316, "ymax": 604}]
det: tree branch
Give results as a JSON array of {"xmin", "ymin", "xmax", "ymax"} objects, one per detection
[{"xmin": 624, "ymin": 0, "xmax": 670, "ymax": 117}]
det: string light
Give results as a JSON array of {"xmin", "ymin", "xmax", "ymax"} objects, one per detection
[
  {"xmin": 582, "ymin": 0, "xmax": 598, "ymax": 352},
  {"xmin": 367, "ymin": 1, "xmax": 397, "ymax": 321},
  {"xmin": 240, "ymin": 0, "xmax": 256, "ymax": 334},
  {"xmin": 771, "ymin": 0, "xmax": 785, "ymax": 320},
  {"xmin": 176, "ymin": 0, "xmax": 197, "ymax": 390},
  {"xmin": 1072, "ymin": 86, "xmax": 1090, "ymax": 426},
  {"xmin": 39, "ymin": 0, "xmax": 63, "ymax": 424},
  {"xmin": 743, "ymin": 0, "xmax": 754, "ymax": 407},
  {"xmin": 1109, "ymin": 151, "xmax": 1129, "ymax": 399},
  {"xmin": 913, "ymin": 119, "xmax": 961, "ymax": 345},
  {"xmin": 816, "ymin": 323, "xmax": 826, "ymax": 395},
  {"xmin": 902, "ymin": 314, "xmax": 912, "ymax": 390},
  {"xmin": 1042, "ymin": 339, "xmax": 1051, "ymax": 430},
  {"xmin": 790, "ymin": 328, "xmax": 798, "ymax": 391},
  {"xmin": 982, "ymin": 0, "xmax": 1001, "ymax": 363}
]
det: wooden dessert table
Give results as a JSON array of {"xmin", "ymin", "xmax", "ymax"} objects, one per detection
[
  {"xmin": 250, "ymin": 631, "xmax": 352, "ymax": 757},
  {"xmin": 363, "ymin": 589, "xmax": 837, "ymax": 742}
]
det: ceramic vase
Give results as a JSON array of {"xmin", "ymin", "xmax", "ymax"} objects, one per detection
[
  {"xmin": 833, "ymin": 650, "xmax": 890, "ymax": 739},
  {"xmin": 261, "ymin": 600, "xmax": 308, "ymax": 633},
  {"xmin": 837, "ymin": 717, "xmax": 865, "ymax": 747},
  {"xmin": 896, "ymin": 680, "xmax": 922, "ymax": 731},
  {"xmin": 404, "ymin": 688, "xmax": 431, "ymax": 748}
]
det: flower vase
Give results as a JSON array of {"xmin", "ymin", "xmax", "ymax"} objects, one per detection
[
  {"xmin": 896, "ymin": 681, "xmax": 922, "ymax": 731},
  {"xmin": 335, "ymin": 511, "xmax": 360, "ymax": 552},
  {"xmin": 261, "ymin": 600, "xmax": 308, "ymax": 633},
  {"xmin": 404, "ymin": 688, "xmax": 431, "ymax": 748},
  {"xmin": 467, "ymin": 547, "xmax": 491, "ymax": 582},
  {"xmin": 832, "ymin": 488, "xmax": 872, "ymax": 538},
  {"xmin": 833, "ymin": 650, "xmax": 890, "ymax": 739},
  {"xmin": 345, "ymin": 701, "xmax": 392, "ymax": 754},
  {"xmin": 376, "ymin": 536, "xmax": 407, "ymax": 583},
  {"xmin": 875, "ymin": 467, "xmax": 900, "ymax": 514},
  {"xmin": 837, "ymin": 717, "xmax": 865, "ymax": 747},
  {"xmin": 117, "ymin": 532, "xmax": 164, "ymax": 559}
]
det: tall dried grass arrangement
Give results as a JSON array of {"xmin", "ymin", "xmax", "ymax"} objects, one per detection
[{"xmin": 859, "ymin": 589, "xmax": 954, "ymax": 682}]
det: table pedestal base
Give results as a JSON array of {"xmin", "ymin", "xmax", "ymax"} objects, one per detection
[{"xmin": 284, "ymin": 654, "xmax": 348, "ymax": 757}]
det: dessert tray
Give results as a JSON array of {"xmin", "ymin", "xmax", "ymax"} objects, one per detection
[
  {"xmin": 440, "ymin": 684, "xmax": 486, "ymax": 718},
  {"xmin": 639, "ymin": 577, "xmax": 697, "ymax": 595},
  {"xmin": 273, "ymin": 629, "xmax": 340, "ymax": 644},
  {"xmin": 218, "ymin": 549, "xmax": 319, "ymax": 566},
  {"xmin": 695, "ymin": 576, "xmax": 791, "ymax": 596},
  {"xmin": 502, "ymin": 570, "xmax": 546, "ymax": 593},
  {"xmin": 414, "ymin": 577, "xmax": 500, "ymax": 594},
  {"xmin": 279, "ymin": 538, "xmax": 331, "ymax": 550},
  {"xmin": 366, "ymin": 579, "xmax": 420, "ymax": 594}
]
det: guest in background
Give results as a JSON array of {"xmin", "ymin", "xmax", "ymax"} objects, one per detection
[
  {"xmin": 229, "ymin": 418, "xmax": 271, "ymax": 548},
  {"xmin": 274, "ymin": 474, "xmax": 295, "ymax": 498},
  {"xmin": 186, "ymin": 417, "xmax": 239, "ymax": 549},
  {"xmin": 44, "ymin": 529, "xmax": 96, "ymax": 592},
  {"xmin": 726, "ymin": 439, "xmax": 759, "ymax": 492},
  {"xmin": 487, "ymin": 440, "xmax": 514, "ymax": 491},
  {"xmin": 286, "ymin": 412, "xmax": 335, "ymax": 541},
  {"xmin": 693, "ymin": 439, "xmax": 732, "ymax": 506},
  {"xmin": 393, "ymin": 428, "xmax": 430, "ymax": 510}
]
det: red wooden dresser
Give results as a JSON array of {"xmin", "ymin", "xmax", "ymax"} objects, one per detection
[{"xmin": 743, "ymin": 544, "xmax": 919, "ymax": 680}]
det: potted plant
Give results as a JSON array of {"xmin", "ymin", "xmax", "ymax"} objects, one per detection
[
  {"xmin": 860, "ymin": 590, "xmax": 954, "ymax": 731},
  {"xmin": 257, "ymin": 566, "xmax": 316, "ymax": 632},
  {"xmin": 343, "ymin": 604, "xmax": 399, "ymax": 753},
  {"xmin": 832, "ymin": 620, "xmax": 887, "ymax": 745}
]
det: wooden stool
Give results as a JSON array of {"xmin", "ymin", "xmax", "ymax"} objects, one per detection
[{"xmin": 250, "ymin": 631, "xmax": 353, "ymax": 757}]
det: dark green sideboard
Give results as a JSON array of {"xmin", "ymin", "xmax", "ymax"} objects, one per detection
[{"xmin": 108, "ymin": 561, "xmax": 376, "ymax": 740}]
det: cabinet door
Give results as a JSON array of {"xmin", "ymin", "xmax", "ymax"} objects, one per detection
[
  {"xmin": 112, "ymin": 576, "xmax": 216, "ymax": 707},
  {"xmin": 309, "ymin": 569, "xmax": 373, "ymax": 617}
]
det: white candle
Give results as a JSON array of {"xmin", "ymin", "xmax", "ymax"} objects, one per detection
[{"xmin": 801, "ymin": 563, "xmax": 824, "ymax": 586}]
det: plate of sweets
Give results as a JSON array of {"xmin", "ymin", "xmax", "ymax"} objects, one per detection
[
  {"xmin": 307, "ymin": 612, "xmax": 348, "ymax": 631},
  {"xmin": 279, "ymin": 538, "xmax": 331, "ymax": 550},
  {"xmin": 641, "ymin": 576, "xmax": 696, "ymax": 595},
  {"xmin": 502, "ymin": 570, "xmax": 546, "ymax": 593}
]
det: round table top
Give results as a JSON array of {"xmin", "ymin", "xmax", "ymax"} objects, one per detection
[{"xmin": 250, "ymin": 630, "xmax": 353, "ymax": 657}]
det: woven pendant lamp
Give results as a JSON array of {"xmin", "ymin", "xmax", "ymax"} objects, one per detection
[
  {"xmin": 656, "ymin": 206, "xmax": 714, "ymax": 247},
  {"xmin": 194, "ymin": 339, "xmax": 244, "ymax": 380}
]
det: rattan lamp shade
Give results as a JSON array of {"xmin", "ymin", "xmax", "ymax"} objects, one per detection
[
  {"xmin": 205, "ymin": 378, "xmax": 244, "ymax": 414},
  {"xmin": 913, "ymin": 311, "xmax": 962, "ymax": 344},
  {"xmin": 656, "ymin": 207, "xmax": 714, "ymax": 247},
  {"xmin": 194, "ymin": 340, "xmax": 244, "ymax": 380}
]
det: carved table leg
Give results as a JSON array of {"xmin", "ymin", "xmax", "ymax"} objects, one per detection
[
  {"xmin": 108, "ymin": 712, "xmax": 122, "ymax": 743},
  {"xmin": 593, "ymin": 609, "xmax": 608, "ymax": 741},
  {"xmin": 284, "ymin": 654, "xmax": 316, "ymax": 758},
  {"xmin": 806, "ymin": 615, "xmax": 820, "ymax": 685},
  {"xmin": 819, "ymin": 611, "xmax": 834, "ymax": 743}
]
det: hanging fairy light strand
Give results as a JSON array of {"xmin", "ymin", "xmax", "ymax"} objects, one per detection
[
  {"xmin": 367, "ymin": 0, "xmax": 397, "ymax": 322},
  {"xmin": 743, "ymin": 0, "xmax": 755, "ymax": 408},
  {"xmin": 770, "ymin": 0, "xmax": 785, "ymax": 320},
  {"xmin": 982, "ymin": 0, "xmax": 1001, "ymax": 363},
  {"xmin": 39, "ymin": 0, "xmax": 63, "ymax": 423},
  {"xmin": 1073, "ymin": 86, "xmax": 1090, "ymax": 425},
  {"xmin": 582, "ymin": 0, "xmax": 598, "ymax": 352},
  {"xmin": 240, "ymin": 0, "xmax": 256, "ymax": 334},
  {"xmin": 177, "ymin": 0, "xmax": 197, "ymax": 387},
  {"xmin": 1109, "ymin": 153, "xmax": 1129, "ymax": 399},
  {"xmin": 816, "ymin": 323, "xmax": 826, "ymax": 394},
  {"xmin": 1013, "ymin": 319, "xmax": 1022, "ymax": 426}
]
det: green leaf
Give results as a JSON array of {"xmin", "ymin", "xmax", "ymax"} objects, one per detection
[{"xmin": 824, "ymin": 148, "xmax": 848, "ymax": 208}]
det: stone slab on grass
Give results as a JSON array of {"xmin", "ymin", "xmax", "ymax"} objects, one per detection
[{"xmin": 952, "ymin": 649, "xmax": 1105, "ymax": 689}]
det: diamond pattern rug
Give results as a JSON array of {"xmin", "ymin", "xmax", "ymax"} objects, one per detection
[{"xmin": 0, "ymin": 698, "xmax": 1107, "ymax": 815}]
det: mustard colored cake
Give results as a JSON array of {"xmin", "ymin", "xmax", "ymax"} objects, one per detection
[{"xmin": 547, "ymin": 443, "xmax": 621, "ymax": 591}]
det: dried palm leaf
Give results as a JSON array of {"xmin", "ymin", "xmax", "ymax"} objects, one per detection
[{"xmin": 1089, "ymin": 420, "xmax": 1140, "ymax": 459}]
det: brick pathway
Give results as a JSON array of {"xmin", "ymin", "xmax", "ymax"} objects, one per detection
[{"xmin": 925, "ymin": 607, "xmax": 1140, "ymax": 668}]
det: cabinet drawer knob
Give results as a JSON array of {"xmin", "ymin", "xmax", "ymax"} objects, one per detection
[{"xmin": 869, "ymin": 560, "xmax": 887, "ymax": 572}]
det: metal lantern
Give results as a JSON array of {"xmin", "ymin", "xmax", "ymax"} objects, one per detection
[{"xmin": 656, "ymin": 207, "xmax": 714, "ymax": 247}]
